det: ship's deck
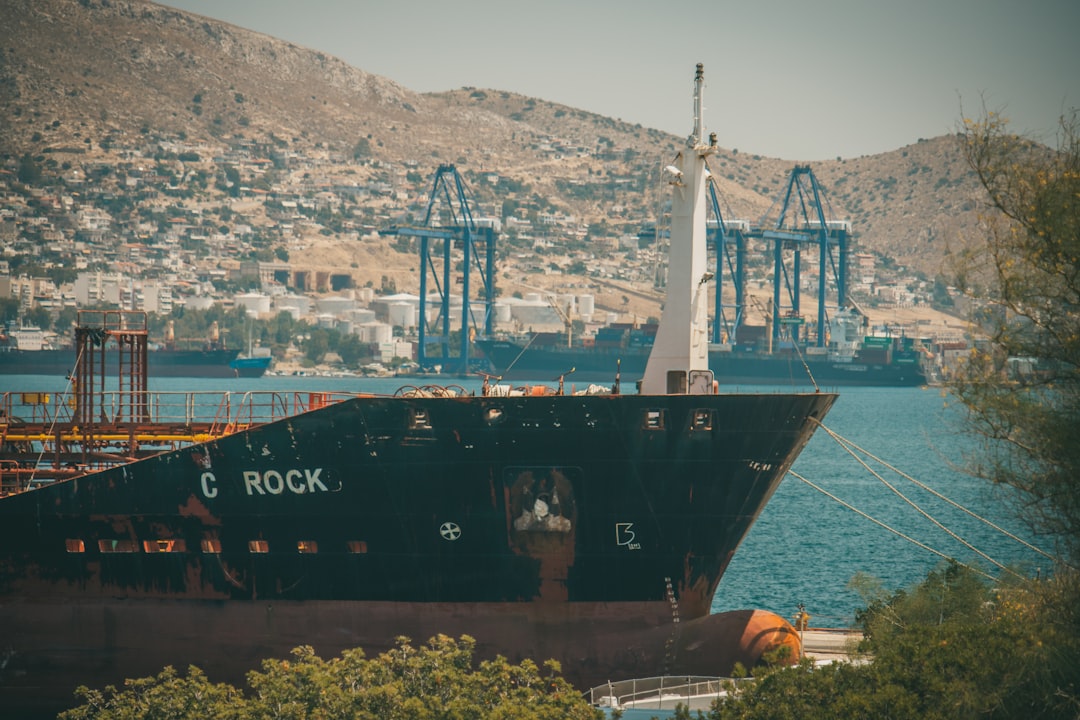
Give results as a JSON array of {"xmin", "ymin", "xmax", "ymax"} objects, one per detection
[
  {"xmin": 0, "ymin": 388, "xmax": 369, "ymax": 492},
  {"xmin": 0, "ymin": 382, "xmax": 601, "ymax": 492}
]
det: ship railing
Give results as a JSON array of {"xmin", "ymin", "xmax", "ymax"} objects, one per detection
[
  {"xmin": 0, "ymin": 390, "xmax": 368, "ymax": 487},
  {"xmin": 0, "ymin": 390, "xmax": 70, "ymax": 426},
  {"xmin": 0, "ymin": 390, "xmax": 363, "ymax": 433},
  {"xmin": 588, "ymin": 676, "xmax": 750, "ymax": 711},
  {"xmin": 205, "ymin": 391, "xmax": 355, "ymax": 435},
  {"xmin": 0, "ymin": 459, "xmax": 27, "ymax": 497}
]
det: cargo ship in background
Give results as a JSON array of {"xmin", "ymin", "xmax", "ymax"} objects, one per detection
[
  {"xmin": 0, "ymin": 320, "xmax": 270, "ymax": 379},
  {"xmin": 477, "ymin": 308, "xmax": 928, "ymax": 387},
  {"xmin": 0, "ymin": 65, "xmax": 836, "ymax": 717},
  {"xmin": 228, "ymin": 346, "xmax": 274, "ymax": 378}
]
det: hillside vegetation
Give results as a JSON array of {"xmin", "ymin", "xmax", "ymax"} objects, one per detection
[{"xmin": 1, "ymin": 0, "xmax": 984, "ymax": 294}]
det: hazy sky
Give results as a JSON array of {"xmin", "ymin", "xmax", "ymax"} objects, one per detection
[{"xmin": 157, "ymin": 0, "xmax": 1078, "ymax": 161}]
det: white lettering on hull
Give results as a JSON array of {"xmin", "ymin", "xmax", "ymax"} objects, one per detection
[
  {"xmin": 201, "ymin": 471, "xmax": 218, "ymax": 498},
  {"xmin": 616, "ymin": 522, "xmax": 641, "ymax": 550},
  {"xmin": 198, "ymin": 469, "xmax": 331, "ymax": 498},
  {"xmin": 243, "ymin": 468, "xmax": 328, "ymax": 495}
]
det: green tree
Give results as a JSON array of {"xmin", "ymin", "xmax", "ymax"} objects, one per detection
[
  {"xmin": 303, "ymin": 327, "xmax": 332, "ymax": 363},
  {"xmin": 931, "ymin": 275, "xmax": 954, "ymax": 307},
  {"xmin": 54, "ymin": 306, "xmax": 79, "ymax": 335},
  {"xmin": 46, "ymin": 265, "xmax": 79, "ymax": 286},
  {"xmin": 950, "ymin": 109, "xmax": 1080, "ymax": 564},
  {"xmin": 25, "ymin": 305, "xmax": 52, "ymax": 331},
  {"xmin": 59, "ymin": 636, "xmax": 601, "ymax": 719},
  {"xmin": 220, "ymin": 166, "xmax": 241, "ymax": 198},
  {"xmin": 0, "ymin": 298, "xmax": 19, "ymax": 325},
  {"xmin": 336, "ymin": 333, "xmax": 366, "ymax": 366},
  {"xmin": 17, "ymin": 153, "xmax": 41, "ymax": 184},
  {"xmin": 60, "ymin": 666, "xmax": 242, "ymax": 720},
  {"xmin": 567, "ymin": 260, "xmax": 588, "ymax": 276},
  {"xmin": 702, "ymin": 565, "xmax": 1079, "ymax": 720},
  {"xmin": 245, "ymin": 636, "xmax": 599, "ymax": 720},
  {"xmin": 353, "ymin": 136, "xmax": 372, "ymax": 160},
  {"xmin": 270, "ymin": 311, "xmax": 298, "ymax": 348}
]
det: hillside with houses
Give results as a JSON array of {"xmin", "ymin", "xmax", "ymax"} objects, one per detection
[{"xmin": 1, "ymin": 0, "xmax": 984, "ymax": 377}]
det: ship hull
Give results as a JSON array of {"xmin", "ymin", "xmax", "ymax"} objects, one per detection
[
  {"xmin": 0, "ymin": 390, "xmax": 834, "ymax": 714},
  {"xmin": 229, "ymin": 354, "xmax": 273, "ymax": 378},
  {"xmin": 0, "ymin": 348, "xmax": 256, "ymax": 378},
  {"xmin": 477, "ymin": 339, "xmax": 926, "ymax": 387},
  {"xmin": 2, "ymin": 598, "xmax": 782, "ymax": 716}
]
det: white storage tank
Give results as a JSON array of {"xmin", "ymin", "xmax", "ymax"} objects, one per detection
[
  {"xmin": 388, "ymin": 302, "xmax": 416, "ymax": 328},
  {"xmin": 358, "ymin": 321, "xmax": 394, "ymax": 344},
  {"xmin": 275, "ymin": 294, "xmax": 311, "ymax": 316},
  {"xmin": 184, "ymin": 296, "xmax": 215, "ymax": 311},
  {"xmin": 347, "ymin": 308, "xmax": 377, "ymax": 324},
  {"xmin": 235, "ymin": 292, "xmax": 271, "ymax": 315},
  {"xmin": 316, "ymin": 295, "xmax": 357, "ymax": 315},
  {"xmin": 578, "ymin": 294, "xmax": 595, "ymax": 318},
  {"xmin": 494, "ymin": 302, "xmax": 513, "ymax": 323}
]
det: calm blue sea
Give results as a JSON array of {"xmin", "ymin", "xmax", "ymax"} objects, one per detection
[
  {"xmin": 711, "ymin": 385, "xmax": 1052, "ymax": 627},
  {"xmin": 1, "ymin": 374, "xmax": 1052, "ymax": 628}
]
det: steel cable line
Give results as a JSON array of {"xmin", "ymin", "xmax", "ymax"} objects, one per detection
[{"xmin": 814, "ymin": 419, "xmax": 1069, "ymax": 570}]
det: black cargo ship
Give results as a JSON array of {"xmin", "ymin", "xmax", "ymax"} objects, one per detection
[
  {"xmin": 477, "ymin": 333, "xmax": 927, "ymax": 386},
  {"xmin": 0, "ymin": 345, "xmax": 251, "ymax": 378},
  {"xmin": 0, "ymin": 386, "xmax": 833, "ymax": 712},
  {"xmin": 0, "ymin": 321, "xmax": 267, "ymax": 379},
  {"xmin": 0, "ymin": 66, "xmax": 835, "ymax": 716}
]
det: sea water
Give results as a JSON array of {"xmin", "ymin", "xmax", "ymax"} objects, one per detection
[
  {"xmin": 710, "ymin": 385, "xmax": 1051, "ymax": 627},
  {"xmin": 1, "ymin": 375, "xmax": 1053, "ymax": 628}
]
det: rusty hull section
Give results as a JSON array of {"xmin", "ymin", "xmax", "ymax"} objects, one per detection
[{"xmin": 1, "ymin": 599, "xmax": 797, "ymax": 716}]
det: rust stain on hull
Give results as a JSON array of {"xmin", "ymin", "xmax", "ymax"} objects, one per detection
[{"xmin": 0, "ymin": 599, "xmax": 798, "ymax": 716}]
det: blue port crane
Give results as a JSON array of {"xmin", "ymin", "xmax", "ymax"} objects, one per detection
[
  {"xmin": 392, "ymin": 165, "xmax": 496, "ymax": 372},
  {"xmin": 747, "ymin": 165, "xmax": 849, "ymax": 350},
  {"xmin": 706, "ymin": 176, "xmax": 747, "ymax": 344}
]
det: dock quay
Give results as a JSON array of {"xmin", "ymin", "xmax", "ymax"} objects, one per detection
[
  {"xmin": 591, "ymin": 628, "xmax": 863, "ymax": 717},
  {"xmin": 590, "ymin": 676, "xmax": 751, "ymax": 717},
  {"xmin": 801, "ymin": 627, "xmax": 863, "ymax": 663}
]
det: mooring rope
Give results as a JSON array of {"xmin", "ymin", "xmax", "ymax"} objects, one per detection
[
  {"xmin": 789, "ymin": 338, "xmax": 819, "ymax": 392},
  {"xmin": 803, "ymin": 417, "xmax": 1068, "ymax": 577},
  {"xmin": 813, "ymin": 422, "xmax": 1018, "ymax": 577},
  {"xmin": 789, "ymin": 470, "xmax": 998, "ymax": 582},
  {"xmin": 815, "ymin": 420, "xmax": 1065, "ymax": 569},
  {"xmin": 499, "ymin": 331, "xmax": 539, "ymax": 379}
]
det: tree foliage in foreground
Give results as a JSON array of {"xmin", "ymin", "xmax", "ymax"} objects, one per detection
[
  {"xmin": 700, "ymin": 564, "xmax": 1080, "ymax": 720},
  {"xmin": 949, "ymin": 109, "xmax": 1080, "ymax": 565},
  {"xmin": 58, "ymin": 634, "xmax": 602, "ymax": 720}
]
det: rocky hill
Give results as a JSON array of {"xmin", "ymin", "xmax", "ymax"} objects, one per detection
[{"xmin": 1, "ymin": 0, "xmax": 986, "ymax": 284}]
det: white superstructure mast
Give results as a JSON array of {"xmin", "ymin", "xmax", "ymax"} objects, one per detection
[{"xmin": 640, "ymin": 63, "xmax": 717, "ymax": 395}]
